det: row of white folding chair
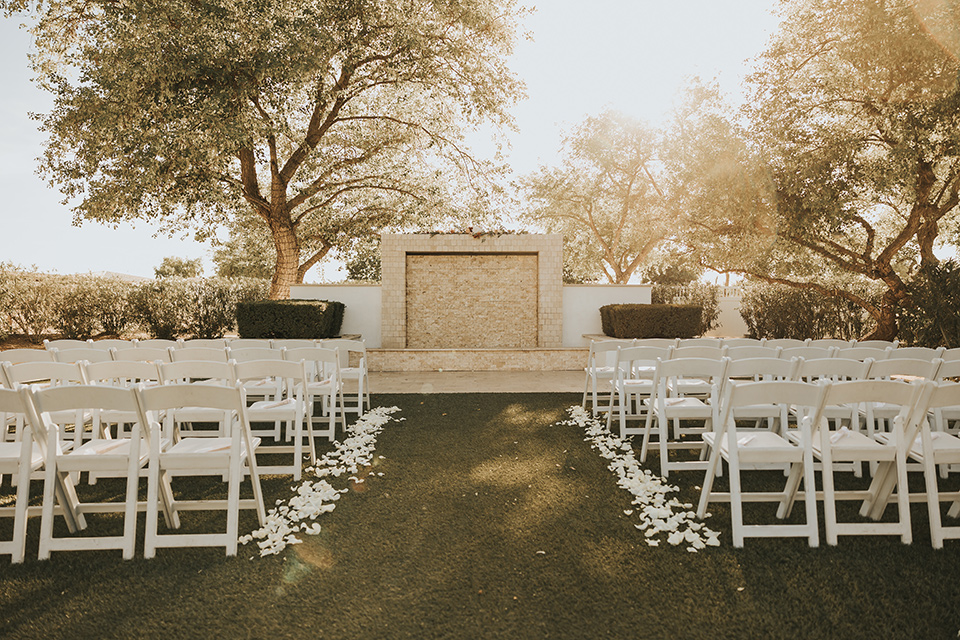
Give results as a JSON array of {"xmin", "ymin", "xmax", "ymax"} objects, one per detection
[
  {"xmin": 43, "ymin": 338, "xmax": 323, "ymax": 351},
  {"xmin": 0, "ymin": 381, "xmax": 265, "ymax": 562},
  {"xmin": 695, "ymin": 379, "xmax": 932, "ymax": 547}
]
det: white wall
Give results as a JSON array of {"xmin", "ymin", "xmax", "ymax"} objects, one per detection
[
  {"xmin": 562, "ymin": 284, "xmax": 652, "ymax": 347},
  {"xmin": 290, "ymin": 284, "xmax": 383, "ymax": 347}
]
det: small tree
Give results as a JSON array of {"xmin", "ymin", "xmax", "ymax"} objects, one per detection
[{"xmin": 155, "ymin": 257, "xmax": 203, "ymax": 279}]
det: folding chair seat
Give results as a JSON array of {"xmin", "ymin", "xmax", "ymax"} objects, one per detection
[
  {"xmin": 231, "ymin": 359, "xmax": 313, "ymax": 479},
  {"xmin": 319, "ymin": 339, "xmax": 371, "ymax": 416},
  {"xmin": 50, "ymin": 347, "xmax": 113, "ymax": 364},
  {"xmin": 158, "ymin": 361, "xmax": 235, "ymax": 438},
  {"xmin": 639, "ymin": 357, "xmax": 730, "ymax": 478},
  {"xmin": 24, "ymin": 384, "xmax": 149, "ymax": 560},
  {"xmin": 581, "ymin": 339, "xmax": 633, "ymax": 415},
  {"xmin": 135, "ymin": 383, "xmax": 266, "ymax": 558},
  {"xmin": 283, "ymin": 347, "xmax": 346, "ymax": 442},
  {"xmin": 698, "ymin": 380, "xmax": 827, "ymax": 547},
  {"xmin": 0, "ymin": 388, "xmax": 44, "ymax": 563},
  {"xmin": 171, "ymin": 347, "xmax": 228, "ymax": 363},
  {"xmin": 603, "ymin": 346, "xmax": 672, "ymax": 438},
  {"xmin": 0, "ymin": 349, "xmax": 55, "ymax": 364},
  {"xmin": 801, "ymin": 379, "xmax": 929, "ymax": 545},
  {"xmin": 112, "ymin": 346, "xmax": 172, "ymax": 363},
  {"xmin": 765, "ymin": 338, "xmax": 810, "ymax": 349}
]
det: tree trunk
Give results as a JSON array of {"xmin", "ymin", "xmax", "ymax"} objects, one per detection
[
  {"xmin": 861, "ymin": 289, "xmax": 899, "ymax": 341},
  {"xmin": 269, "ymin": 218, "xmax": 300, "ymax": 299}
]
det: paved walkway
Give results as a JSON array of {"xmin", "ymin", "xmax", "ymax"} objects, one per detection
[{"xmin": 367, "ymin": 370, "xmax": 583, "ymax": 394}]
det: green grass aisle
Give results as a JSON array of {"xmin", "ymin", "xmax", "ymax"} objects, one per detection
[{"xmin": 1, "ymin": 393, "xmax": 960, "ymax": 639}]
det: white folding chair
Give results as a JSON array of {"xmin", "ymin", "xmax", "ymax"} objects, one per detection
[
  {"xmin": 135, "ymin": 383, "xmax": 266, "ymax": 558},
  {"xmin": 82, "ymin": 360, "xmax": 163, "ymax": 439},
  {"xmin": 24, "ymin": 384, "xmax": 148, "ymax": 560},
  {"xmin": 671, "ymin": 345, "xmax": 728, "ymax": 360},
  {"xmin": 726, "ymin": 346, "xmax": 782, "ymax": 360},
  {"xmin": 43, "ymin": 339, "xmax": 91, "ymax": 351},
  {"xmin": 810, "ymin": 339, "xmax": 856, "ymax": 349},
  {"xmin": 319, "ymin": 339, "xmax": 370, "ymax": 416},
  {"xmin": 721, "ymin": 338, "xmax": 765, "ymax": 348},
  {"xmin": 271, "ymin": 339, "xmax": 317, "ymax": 349},
  {"xmin": 283, "ymin": 347, "xmax": 346, "ymax": 441},
  {"xmin": 180, "ymin": 339, "xmax": 229, "ymax": 349},
  {"xmin": 87, "ymin": 339, "xmax": 133, "ymax": 350},
  {"xmin": 806, "ymin": 379, "xmax": 929, "ymax": 545},
  {"xmin": 677, "ymin": 338, "xmax": 723, "ymax": 348},
  {"xmin": 724, "ymin": 357, "xmax": 800, "ymax": 432},
  {"xmin": 634, "ymin": 338, "xmax": 678, "ymax": 348},
  {"xmin": 698, "ymin": 380, "xmax": 827, "ymax": 547},
  {"xmin": 640, "ymin": 357, "xmax": 730, "ymax": 478},
  {"xmin": 765, "ymin": 338, "xmax": 810, "ymax": 349},
  {"xmin": 0, "ymin": 388, "xmax": 44, "ymax": 563},
  {"xmin": 834, "ymin": 346, "xmax": 891, "ymax": 361},
  {"xmin": 231, "ymin": 359, "xmax": 313, "ymax": 479},
  {"xmin": 227, "ymin": 347, "xmax": 284, "ymax": 363},
  {"xmin": 51, "ymin": 347, "xmax": 113, "ymax": 364},
  {"xmin": 3, "ymin": 361, "xmax": 91, "ymax": 449},
  {"xmin": 604, "ymin": 346, "xmax": 673, "ymax": 437},
  {"xmin": 856, "ymin": 339, "xmax": 899, "ymax": 349},
  {"xmin": 227, "ymin": 339, "xmax": 272, "ymax": 349},
  {"xmin": 582, "ymin": 339, "xmax": 634, "ymax": 414},
  {"xmin": 780, "ymin": 346, "xmax": 836, "ymax": 361},
  {"xmin": 158, "ymin": 360, "xmax": 236, "ymax": 438},
  {"xmin": 888, "ymin": 346, "xmax": 944, "ymax": 360},
  {"xmin": 137, "ymin": 339, "xmax": 181, "ymax": 350}
]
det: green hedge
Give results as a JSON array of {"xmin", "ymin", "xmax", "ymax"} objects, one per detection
[
  {"xmin": 600, "ymin": 303, "xmax": 702, "ymax": 339},
  {"xmin": 236, "ymin": 299, "xmax": 345, "ymax": 339},
  {"xmin": 738, "ymin": 282, "xmax": 874, "ymax": 341}
]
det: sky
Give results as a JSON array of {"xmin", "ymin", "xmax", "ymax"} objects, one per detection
[{"xmin": 0, "ymin": 1, "xmax": 781, "ymax": 279}]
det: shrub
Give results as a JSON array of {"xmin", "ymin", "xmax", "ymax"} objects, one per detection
[
  {"xmin": 738, "ymin": 281, "xmax": 875, "ymax": 341},
  {"xmin": 236, "ymin": 299, "xmax": 345, "ymax": 339},
  {"xmin": 53, "ymin": 276, "xmax": 104, "ymax": 340},
  {"xmin": 129, "ymin": 278, "xmax": 194, "ymax": 339},
  {"xmin": 899, "ymin": 260, "xmax": 960, "ymax": 348},
  {"xmin": 600, "ymin": 303, "xmax": 702, "ymax": 339},
  {"xmin": 0, "ymin": 264, "xmax": 64, "ymax": 342},
  {"xmin": 651, "ymin": 283, "xmax": 720, "ymax": 336},
  {"xmin": 94, "ymin": 278, "xmax": 136, "ymax": 336},
  {"xmin": 184, "ymin": 278, "xmax": 270, "ymax": 339}
]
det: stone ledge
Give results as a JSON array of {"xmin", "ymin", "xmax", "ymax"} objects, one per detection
[{"xmin": 368, "ymin": 348, "xmax": 588, "ymax": 372}]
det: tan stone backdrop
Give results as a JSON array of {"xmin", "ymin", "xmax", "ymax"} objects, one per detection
[{"xmin": 405, "ymin": 253, "xmax": 539, "ymax": 348}]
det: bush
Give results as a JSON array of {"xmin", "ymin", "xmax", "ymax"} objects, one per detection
[
  {"xmin": 129, "ymin": 278, "xmax": 194, "ymax": 339},
  {"xmin": 651, "ymin": 283, "xmax": 720, "ymax": 336},
  {"xmin": 600, "ymin": 303, "xmax": 702, "ymax": 339},
  {"xmin": 53, "ymin": 276, "xmax": 104, "ymax": 340},
  {"xmin": 899, "ymin": 260, "xmax": 960, "ymax": 348},
  {"xmin": 738, "ymin": 281, "xmax": 875, "ymax": 341},
  {"xmin": 236, "ymin": 299, "xmax": 345, "ymax": 339},
  {"xmin": 185, "ymin": 278, "xmax": 269, "ymax": 339},
  {"xmin": 0, "ymin": 264, "xmax": 65, "ymax": 342}
]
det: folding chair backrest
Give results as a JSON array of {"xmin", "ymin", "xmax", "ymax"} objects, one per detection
[
  {"xmin": 87, "ymin": 339, "xmax": 133, "ymax": 350},
  {"xmin": 941, "ymin": 348, "xmax": 960, "ymax": 362},
  {"xmin": 726, "ymin": 357, "xmax": 798, "ymax": 381},
  {"xmin": 0, "ymin": 349, "xmax": 55, "ymax": 364},
  {"xmin": 160, "ymin": 360, "xmax": 233, "ymax": 385},
  {"xmin": 866, "ymin": 357, "xmax": 942, "ymax": 381},
  {"xmin": 793, "ymin": 357, "xmax": 870, "ymax": 382},
  {"xmin": 180, "ymin": 338, "xmax": 229, "ymax": 349},
  {"xmin": 232, "ymin": 359, "xmax": 308, "ymax": 389},
  {"xmin": 936, "ymin": 359, "xmax": 960, "ymax": 381},
  {"xmin": 855, "ymin": 339, "xmax": 899, "ymax": 349},
  {"xmin": 765, "ymin": 338, "xmax": 809, "ymax": 349},
  {"xmin": 227, "ymin": 347, "xmax": 283, "ymax": 363},
  {"xmin": 30, "ymin": 383, "xmax": 142, "ymax": 416},
  {"xmin": 634, "ymin": 338, "xmax": 677, "ymax": 348},
  {"xmin": 171, "ymin": 347, "xmax": 228, "ymax": 363},
  {"xmin": 614, "ymin": 346, "xmax": 672, "ymax": 378},
  {"xmin": 112, "ymin": 347, "xmax": 172, "ymax": 363},
  {"xmin": 726, "ymin": 346, "xmax": 782, "ymax": 360},
  {"xmin": 83, "ymin": 360, "xmax": 161, "ymax": 386},
  {"xmin": 819, "ymin": 379, "xmax": 922, "ymax": 418},
  {"xmin": 720, "ymin": 338, "xmax": 765, "ymax": 348},
  {"xmin": 720, "ymin": 380, "xmax": 827, "ymax": 427},
  {"xmin": 51, "ymin": 347, "xmax": 113, "ymax": 364},
  {"xmin": 585, "ymin": 339, "xmax": 632, "ymax": 369},
  {"xmin": 672, "ymin": 345, "xmax": 727, "ymax": 360},
  {"xmin": 137, "ymin": 339, "xmax": 181, "ymax": 350},
  {"xmin": 781, "ymin": 346, "xmax": 836, "ymax": 360},
  {"xmin": 227, "ymin": 339, "xmax": 272, "ymax": 349},
  {"xmin": 319, "ymin": 339, "xmax": 367, "ymax": 368},
  {"xmin": 3, "ymin": 361, "xmax": 87, "ymax": 387},
  {"xmin": 44, "ymin": 339, "xmax": 90, "ymax": 351},
  {"xmin": 809, "ymin": 339, "xmax": 855, "ymax": 349},
  {"xmin": 677, "ymin": 338, "xmax": 723, "ymax": 348},
  {"xmin": 655, "ymin": 356, "xmax": 729, "ymax": 386},
  {"xmin": 834, "ymin": 346, "xmax": 891, "ymax": 361},
  {"xmin": 136, "ymin": 382, "xmax": 248, "ymax": 420},
  {"xmin": 888, "ymin": 346, "xmax": 944, "ymax": 360},
  {"xmin": 271, "ymin": 339, "xmax": 317, "ymax": 349}
]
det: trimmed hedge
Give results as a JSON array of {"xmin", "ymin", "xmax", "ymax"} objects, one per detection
[
  {"xmin": 600, "ymin": 303, "xmax": 702, "ymax": 339},
  {"xmin": 236, "ymin": 299, "xmax": 345, "ymax": 339}
]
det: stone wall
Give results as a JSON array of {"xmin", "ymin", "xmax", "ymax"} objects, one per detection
[{"xmin": 381, "ymin": 233, "xmax": 563, "ymax": 348}]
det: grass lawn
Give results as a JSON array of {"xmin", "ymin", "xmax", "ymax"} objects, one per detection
[{"xmin": 1, "ymin": 392, "xmax": 960, "ymax": 639}]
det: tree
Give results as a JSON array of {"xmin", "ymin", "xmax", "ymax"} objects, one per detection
[
  {"xmin": 6, "ymin": 0, "xmax": 525, "ymax": 298},
  {"xmin": 702, "ymin": 0, "xmax": 960, "ymax": 340},
  {"xmin": 154, "ymin": 256, "xmax": 203, "ymax": 279},
  {"xmin": 520, "ymin": 110, "xmax": 677, "ymax": 284}
]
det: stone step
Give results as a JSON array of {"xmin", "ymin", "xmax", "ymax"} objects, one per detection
[{"xmin": 367, "ymin": 348, "xmax": 588, "ymax": 372}]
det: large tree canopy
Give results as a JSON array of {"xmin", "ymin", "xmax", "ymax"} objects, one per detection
[
  {"xmin": 703, "ymin": 0, "xmax": 960, "ymax": 339},
  {"xmin": 5, "ymin": 0, "xmax": 525, "ymax": 297}
]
